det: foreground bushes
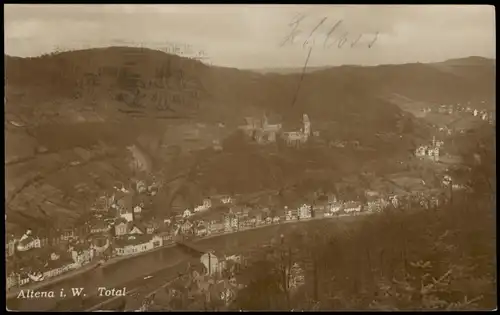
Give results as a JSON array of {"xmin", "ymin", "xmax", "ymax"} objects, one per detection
[{"xmin": 231, "ymin": 194, "xmax": 496, "ymax": 311}]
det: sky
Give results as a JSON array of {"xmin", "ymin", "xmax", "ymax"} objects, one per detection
[{"xmin": 4, "ymin": 4, "xmax": 496, "ymax": 69}]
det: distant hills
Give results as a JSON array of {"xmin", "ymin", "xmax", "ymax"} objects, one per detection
[
  {"xmin": 251, "ymin": 56, "xmax": 495, "ymax": 74},
  {"xmin": 4, "ymin": 48, "xmax": 495, "ymax": 231}
]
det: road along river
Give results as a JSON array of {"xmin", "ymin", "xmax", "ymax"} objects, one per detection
[{"xmin": 7, "ymin": 215, "xmax": 365, "ymax": 311}]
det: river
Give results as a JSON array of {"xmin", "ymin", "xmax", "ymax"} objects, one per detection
[{"xmin": 7, "ymin": 216, "xmax": 360, "ymax": 311}]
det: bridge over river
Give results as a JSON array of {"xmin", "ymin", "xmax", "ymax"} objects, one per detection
[{"xmin": 7, "ymin": 216, "xmax": 360, "ymax": 311}]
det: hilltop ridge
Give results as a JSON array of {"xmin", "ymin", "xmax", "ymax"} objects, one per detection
[{"xmin": 5, "ymin": 47, "xmax": 495, "ymax": 230}]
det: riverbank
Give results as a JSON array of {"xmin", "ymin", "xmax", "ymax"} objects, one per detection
[
  {"xmin": 7, "ymin": 213, "xmax": 367, "ymax": 300},
  {"xmin": 81, "ymin": 214, "xmax": 371, "ymax": 311},
  {"xmin": 6, "ymin": 242, "xmax": 177, "ymax": 299}
]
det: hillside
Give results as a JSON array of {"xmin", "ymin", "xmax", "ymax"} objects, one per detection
[{"xmin": 4, "ymin": 48, "xmax": 495, "ymax": 230}]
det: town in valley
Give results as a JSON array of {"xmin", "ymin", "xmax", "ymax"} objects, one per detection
[{"xmin": 5, "ymin": 4, "xmax": 496, "ymax": 312}]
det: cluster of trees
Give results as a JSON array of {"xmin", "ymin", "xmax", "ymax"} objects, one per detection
[
  {"xmin": 231, "ymin": 193, "xmax": 495, "ymax": 310},
  {"xmin": 229, "ymin": 152, "xmax": 496, "ymax": 311}
]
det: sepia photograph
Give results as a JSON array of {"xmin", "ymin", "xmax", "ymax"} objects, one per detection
[{"xmin": 4, "ymin": 4, "xmax": 496, "ymax": 311}]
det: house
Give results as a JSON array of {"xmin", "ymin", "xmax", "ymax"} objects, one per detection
[
  {"xmin": 114, "ymin": 235, "xmax": 154, "ymax": 256},
  {"xmin": 285, "ymin": 208, "xmax": 298, "ymax": 221},
  {"xmin": 195, "ymin": 222, "xmax": 208, "ymax": 237},
  {"xmin": 7, "ymin": 272, "xmax": 19, "ymax": 290},
  {"xmin": 135, "ymin": 180, "xmax": 147, "ymax": 194},
  {"xmin": 415, "ymin": 146, "xmax": 427, "ymax": 158},
  {"xmin": 231, "ymin": 216, "xmax": 239, "ymax": 229},
  {"xmin": 212, "ymin": 139, "xmax": 223, "ymax": 151},
  {"xmin": 452, "ymin": 184, "xmax": 467, "ymax": 191},
  {"xmin": 366, "ymin": 196, "xmax": 387, "ymax": 212},
  {"xmin": 151, "ymin": 235, "xmax": 163, "ymax": 248},
  {"xmin": 202, "ymin": 198, "xmax": 212, "ymax": 210},
  {"xmin": 330, "ymin": 201, "xmax": 342, "ymax": 213},
  {"xmin": 60, "ymin": 229, "xmax": 75, "ymax": 241},
  {"xmin": 113, "ymin": 192, "xmax": 134, "ymax": 222},
  {"xmin": 6, "ymin": 235, "xmax": 17, "ymax": 257},
  {"xmin": 273, "ymin": 216, "xmax": 280, "ymax": 224},
  {"xmin": 159, "ymin": 229, "xmax": 174, "ymax": 243},
  {"xmin": 194, "ymin": 198, "xmax": 212, "ymax": 212},
  {"xmin": 118, "ymin": 207, "xmax": 134, "ymax": 223},
  {"xmin": 92, "ymin": 195, "xmax": 111, "ymax": 213},
  {"xmin": 16, "ymin": 230, "xmax": 42, "ymax": 252},
  {"xmin": 43, "ymin": 252, "xmax": 78, "ymax": 279},
  {"xmin": 133, "ymin": 205, "xmax": 143, "ymax": 215},
  {"xmin": 71, "ymin": 244, "xmax": 93, "ymax": 265},
  {"xmin": 265, "ymin": 217, "xmax": 272, "ymax": 225},
  {"xmin": 442, "ymin": 175, "xmax": 453, "ymax": 187},
  {"xmin": 114, "ymin": 218, "xmax": 129, "ymax": 237},
  {"xmin": 209, "ymin": 221, "xmax": 225, "ymax": 234},
  {"xmin": 221, "ymin": 196, "xmax": 233, "ymax": 204},
  {"xmin": 144, "ymin": 221, "xmax": 160, "ymax": 234},
  {"xmin": 344, "ymin": 202, "xmax": 362, "ymax": 214},
  {"xmin": 389, "ymin": 195, "xmax": 400, "ymax": 208},
  {"xmin": 181, "ymin": 220, "xmax": 194, "ymax": 235},
  {"xmin": 298, "ymin": 204, "xmax": 311, "ymax": 219},
  {"xmin": 183, "ymin": 209, "xmax": 193, "ymax": 218},
  {"xmin": 90, "ymin": 220, "xmax": 111, "ymax": 234},
  {"xmin": 429, "ymin": 196, "xmax": 440, "ymax": 208},
  {"xmin": 129, "ymin": 223, "xmax": 145, "ymax": 235}
]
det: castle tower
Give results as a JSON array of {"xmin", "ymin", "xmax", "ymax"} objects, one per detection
[
  {"xmin": 432, "ymin": 136, "xmax": 436, "ymax": 147},
  {"xmin": 303, "ymin": 114, "xmax": 311, "ymax": 137}
]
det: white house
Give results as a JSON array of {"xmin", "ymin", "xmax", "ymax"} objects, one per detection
[
  {"xmin": 183, "ymin": 209, "xmax": 192, "ymax": 218},
  {"xmin": 16, "ymin": 230, "xmax": 41, "ymax": 252},
  {"xmin": 115, "ymin": 220, "xmax": 129, "ymax": 236},
  {"xmin": 151, "ymin": 235, "xmax": 163, "ymax": 248},
  {"xmin": 114, "ymin": 236, "xmax": 154, "ymax": 256},
  {"xmin": 442, "ymin": 175, "xmax": 453, "ymax": 187},
  {"xmin": 344, "ymin": 202, "xmax": 362, "ymax": 213},
  {"xmin": 133, "ymin": 205, "xmax": 143, "ymax": 214},
  {"xmin": 329, "ymin": 202, "xmax": 343, "ymax": 213},
  {"xmin": 389, "ymin": 195, "xmax": 400, "ymax": 208},
  {"xmin": 194, "ymin": 198, "xmax": 212, "ymax": 213},
  {"xmin": 136, "ymin": 180, "xmax": 147, "ymax": 194},
  {"xmin": 71, "ymin": 249, "xmax": 93, "ymax": 265},
  {"xmin": 120, "ymin": 211, "xmax": 134, "ymax": 223},
  {"xmin": 298, "ymin": 204, "xmax": 311, "ymax": 219}
]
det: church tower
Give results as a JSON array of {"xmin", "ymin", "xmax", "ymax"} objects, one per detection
[{"xmin": 303, "ymin": 114, "xmax": 311, "ymax": 137}]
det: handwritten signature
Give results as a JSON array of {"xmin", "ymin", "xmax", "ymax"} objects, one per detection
[{"xmin": 280, "ymin": 13, "xmax": 379, "ymax": 50}]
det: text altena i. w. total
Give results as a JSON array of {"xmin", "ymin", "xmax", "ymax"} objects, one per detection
[{"xmin": 17, "ymin": 290, "xmax": 55, "ymax": 298}]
